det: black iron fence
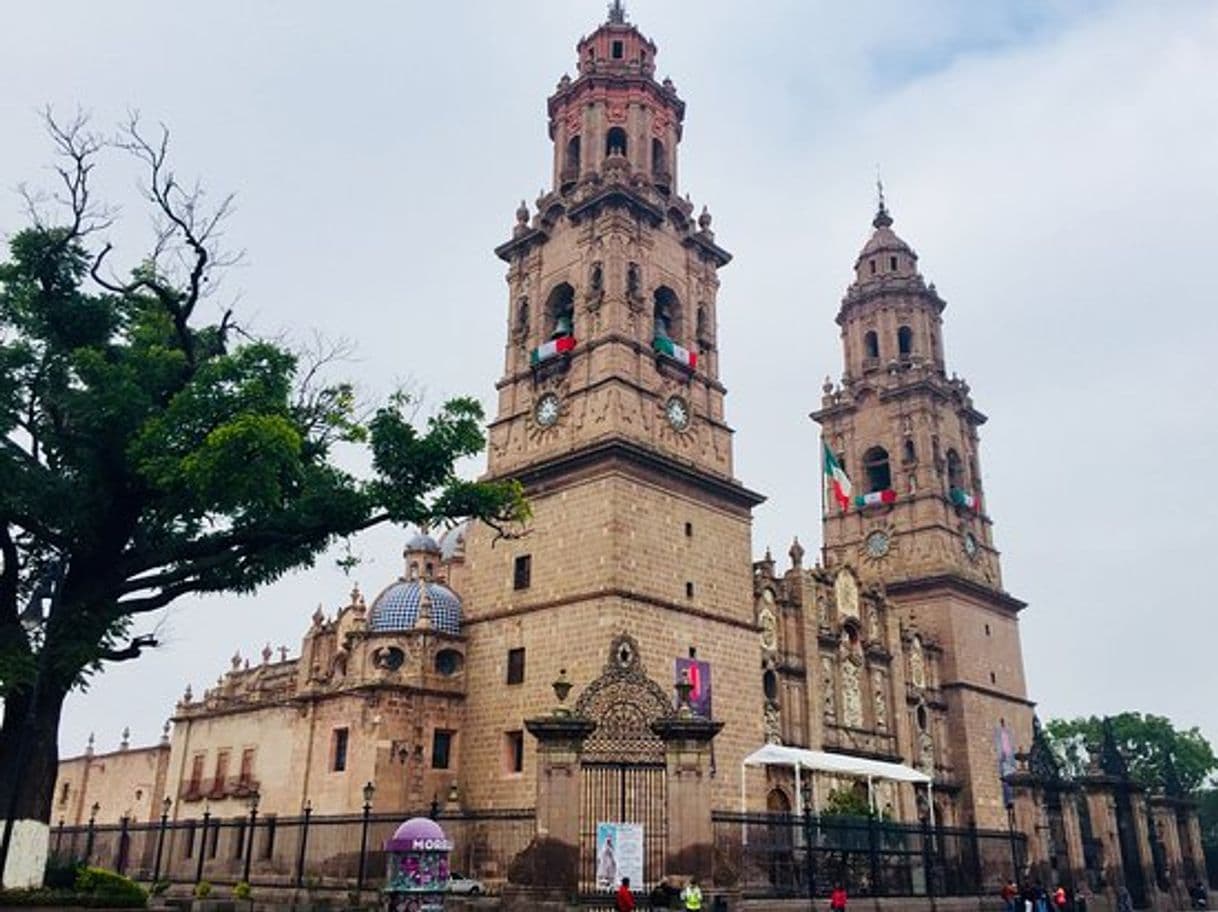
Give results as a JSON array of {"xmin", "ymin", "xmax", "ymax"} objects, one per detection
[
  {"xmin": 711, "ymin": 811, "xmax": 1027, "ymax": 899},
  {"xmin": 50, "ymin": 808, "xmax": 536, "ymax": 893}
]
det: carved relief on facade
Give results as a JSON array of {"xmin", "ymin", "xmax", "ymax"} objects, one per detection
[
  {"xmin": 821, "ymin": 656, "xmax": 837, "ymax": 724},
  {"xmin": 909, "ymin": 635, "xmax": 926, "ymax": 689},
  {"xmin": 763, "ymin": 701, "xmax": 782, "ymax": 744},
  {"xmin": 840, "ymin": 655, "xmax": 863, "ymax": 728},
  {"xmin": 834, "ymin": 569, "xmax": 860, "ymax": 622},
  {"xmin": 918, "ymin": 730, "xmax": 935, "ymax": 775},
  {"xmin": 872, "ymin": 668, "xmax": 888, "ymax": 731}
]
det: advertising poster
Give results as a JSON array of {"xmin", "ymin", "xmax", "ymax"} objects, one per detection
[
  {"xmin": 595, "ymin": 821, "xmax": 644, "ymax": 889},
  {"xmin": 675, "ymin": 657, "xmax": 712, "ymax": 718},
  {"xmin": 995, "ymin": 722, "xmax": 1017, "ymax": 808}
]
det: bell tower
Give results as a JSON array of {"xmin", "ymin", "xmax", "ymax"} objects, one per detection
[
  {"xmin": 812, "ymin": 197, "xmax": 1035, "ymax": 827},
  {"xmin": 454, "ymin": 5, "xmax": 764, "ymax": 815}
]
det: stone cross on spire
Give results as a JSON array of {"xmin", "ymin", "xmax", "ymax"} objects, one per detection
[
  {"xmin": 874, "ymin": 169, "xmax": 893, "ymax": 229},
  {"xmin": 608, "ymin": 0, "xmax": 627, "ymax": 24}
]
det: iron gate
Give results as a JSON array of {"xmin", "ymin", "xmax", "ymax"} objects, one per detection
[{"xmin": 580, "ymin": 760, "xmax": 666, "ymax": 892}]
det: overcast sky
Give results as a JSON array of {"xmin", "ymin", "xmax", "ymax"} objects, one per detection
[{"xmin": 2, "ymin": 1, "xmax": 1216, "ymax": 763}]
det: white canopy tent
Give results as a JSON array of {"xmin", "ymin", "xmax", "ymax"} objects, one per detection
[{"xmin": 741, "ymin": 744, "xmax": 935, "ymax": 828}]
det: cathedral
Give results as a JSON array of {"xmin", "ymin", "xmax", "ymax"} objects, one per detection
[{"xmin": 53, "ymin": 5, "xmax": 1208, "ymax": 909}]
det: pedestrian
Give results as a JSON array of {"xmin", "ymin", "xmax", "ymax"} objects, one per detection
[
  {"xmin": 830, "ymin": 881, "xmax": 848, "ymax": 912},
  {"xmin": 617, "ymin": 876, "xmax": 636, "ymax": 912},
  {"xmin": 681, "ymin": 876, "xmax": 703, "ymax": 912},
  {"xmin": 1074, "ymin": 885, "xmax": 1089, "ymax": 912},
  {"xmin": 1034, "ymin": 882, "xmax": 1049, "ymax": 912},
  {"xmin": 1053, "ymin": 885, "xmax": 1067, "ymax": 910},
  {"xmin": 1116, "ymin": 886, "xmax": 1133, "ymax": 912},
  {"xmin": 1002, "ymin": 879, "xmax": 1018, "ymax": 912},
  {"xmin": 649, "ymin": 878, "xmax": 673, "ymax": 911}
]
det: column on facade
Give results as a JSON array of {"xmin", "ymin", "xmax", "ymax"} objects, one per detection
[
  {"xmin": 1149, "ymin": 799, "xmax": 1186, "ymax": 908},
  {"xmin": 652, "ymin": 714, "xmax": 723, "ymax": 881},
  {"xmin": 1127, "ymin": 790, "xmax": 1162, "ymax": 907},
  {"xmin": 1081, "ymin": 781, "xmax": 1122, "ymax": 894},
  {"xmin": 522, "ymin": 712, "xmax": 596, "ymax": 891}
]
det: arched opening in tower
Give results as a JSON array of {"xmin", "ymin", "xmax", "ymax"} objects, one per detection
[
  {"xmin": 605, "ymin": 127, "xmax": 628, "ymax": 159},
  {"xmin": 862, "ymin": 446, "xmax": 892, "ymax": 493},
  {"xmin": 653, "ymin": 286, "xmax": 682, "ymax": 342},
  {"xmin": 545, "ymin": 282, "xmax": 575, "ymax": 339}
]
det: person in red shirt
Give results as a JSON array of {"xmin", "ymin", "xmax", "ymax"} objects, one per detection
[
  {"xmin": 830, "ymin": 882, "xmax": 848, "ymax": 912},
  {"xmin": 616, "ymin": 876, "xmax": 636, "ymax": 912},
  {"xmin": 1002, "ymin": 879, "xmax": 1019, "ymax": 912}
]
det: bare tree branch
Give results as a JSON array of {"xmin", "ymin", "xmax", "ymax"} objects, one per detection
[
  {"xmin": 18, "ymin": 108, "xmax": 115, "ymax": 241},
  {"xmin": 96, "ymin": 633, "xmax": 159, "ymax": 663}
]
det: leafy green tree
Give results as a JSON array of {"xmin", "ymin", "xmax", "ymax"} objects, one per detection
[
  {"xmin": 1044, "ymin": 712, "xmax": 1217, "ymax": 794},
  {"xmin": 0, "ymin": 113, "xmax": 528, "ymax": 832}
]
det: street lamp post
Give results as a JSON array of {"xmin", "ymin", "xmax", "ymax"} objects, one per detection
[
  {"xmin": 116, "ymin": 814, "xmax": 130, "ymax": 874},
  {"xmin": 1006, "ymin": 802, "xmax": 1022, "ymax": 888},
  {"xmin": 84, "ymin": 802, "xmax": 100, "ymax": 863},
  {"xmin": 356, "ymin": 782, "xmax": 375, "ymax": 897},
  {"xmin": 243, "ymin": 791, "xmax": 259, "ymax": 884},
  {"xmin": 153, "ymin": 797, "xmax": 172, "ymax": 884}
]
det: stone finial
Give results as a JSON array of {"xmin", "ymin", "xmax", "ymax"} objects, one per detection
[
  {"xmin": 183, "ymin": 683, "xmax": 193, "ymax": 703},
  {"xmin": 261, "ymin": 643, "xmax": 272, "ymax": 664},
  {"xmin": 823, "ymin": 375, "xmax": 834, "ymax": 395},
  {"xmin": 607, "ymin": 0, "xmax": 626, "ymax": 25},
  {"xmin": 516, "ymin": 200, "xmax": 529, "ymax": 226},
  {"xmin": 86, "ymin": 732, "xmax": 95, "ymax": 756},
  {"xmin": 350, "ymin": 582, "xmax": 363, "ymax": 608},
  {"xmin": 698, "ymin": 205, "xmax": 713, "ymax": 232},
  {"xmin": 120, "ymin": 726, "xmax": 130, "ymax": 750},
  {"xmin": 789, "ymin": 536, "xmax": 805, "ymax": 568},
  {"xmin": 242, "ymin": 659, "xmax": 250, "ymax": 670},
  {"xmin": 278, "ymin": 646, "xmax": 289, "ymax": 662},
  {"xmin": 160, "ymin": 720, "xmax": 171, "ymax": 745},
  {"xmin": 230, "ymin": 650, "xmax": 242, "ymax": 671},
  {"xmin": 662, "ymin": 76, "xmax": 675, "ymax": 93},
  {"xmin": 312, "ymin": 605, "xmax": 325, "ymax": 627}
]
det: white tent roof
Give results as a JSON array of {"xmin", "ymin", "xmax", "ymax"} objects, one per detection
[{"xmin": 743, "ymin": 743, "xmax": 931, "ymax": 784}]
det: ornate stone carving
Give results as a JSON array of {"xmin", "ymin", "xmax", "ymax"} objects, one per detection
[
  {"xmin": 841, "ymin": 657, "xmax": 863, "ymax": 728},
  {"xmin": 575, "ymin": 632, "xmax": 673, "ymax": 762},
  {"xmin": 835, "ymin": 569, "xmax": 860, "ymax": 621},
  {"xmin": 919, "ymin": 730, "xmax": 935, "ymax": 775},
  {"xmin": 909, "ymin": 635, "xmax": 926, "ymax": 689},
  {"xmin": 821, "ymin": 656, "xmax": 836, "ymax": 724},
  {"xmin": 873, "ymin": 668, "xmax": 888, "ymax": 731},
  {"xmin": 763, "ymin": 701, "xmax": 781, "ymax": 744}
]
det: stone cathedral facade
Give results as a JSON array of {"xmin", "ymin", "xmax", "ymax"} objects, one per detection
[{"xmin": 55, "ymin": 6, "xmax": 1207, "ymax": 908}]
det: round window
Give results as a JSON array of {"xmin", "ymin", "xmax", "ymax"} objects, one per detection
[{"xmin": 435, "ymin": 649, "xmax": 464, "ymax": 676}]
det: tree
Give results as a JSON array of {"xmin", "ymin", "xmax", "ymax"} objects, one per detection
[
  {"xmin": 1044, "ymin": 712, "xmax": 1217, "ymax": 794},
  {"xmin": 0, "ymin": 113, "xmax": 528, "ymax": 839}
]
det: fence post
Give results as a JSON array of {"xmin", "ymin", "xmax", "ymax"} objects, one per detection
[
  {"xmin": 153, "ymin": 798, "xmax": 171, "ymax": 884},
  {"xmin": 195, "ymin": 809, "xmax": 210, "ymax": 886},
  {"xmin": 921, "ymin": 817, "xmax": 936, "ymax": 900},
  {"xmin": 243, "ymin": 792, "xmax": 259, "ymax": 885},
  {"xmin": 115, "ymin": 814, "xmax": 130, "ymax": 875},
  {"xmin": 868, "ymin": 812, "xmax": 881, "ymax": 896},
  {"xmin": 84, "ymin": 803, "xmax": 99, "ymax": 863},
  {"xmin": 295, "ymin": 801, "xmax": 312, "ymax": 888},
  {"xmin": 803, "ymin": 811, "xmax": 817, "ymax": 909},
  {"xmin": 55, "ymin": 819, "xmax": 64, "ymax": 856}
]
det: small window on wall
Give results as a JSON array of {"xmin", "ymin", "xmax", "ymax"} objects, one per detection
[
  {"xmin": 898, "ymin": 325, "xmax": 913, "ymax": 356},
  {"xmin": 612, "ymin": 40, "xmax": 624, "ymax": 59},
  {"xmin": 506, "ymin": 647, "xmax": 526, "ymax": 685},
  {"xmin": 504, "ymin": 731, "xmax": 525, "ymax": 774},
  {"xmin": 763, "ymin": 669, "xmax": 778, "ymax": 702},
  {"xmin": 947, "ymin": 450, "xmax": 965, "ymax": 490},
  {"xmin": 432, "ymin": 730, "xmax": 454, "ymax": 770},
  {"xmin": 331, "ymin": 728, "xmax": 349, "ymax": 772},
  {"xmin": 513, "ymin": 554, "xmax": 531, "ymax": 590},
  {"xmin": 606, "ymin": 126, "xmax": 628, "ymax": 158}
]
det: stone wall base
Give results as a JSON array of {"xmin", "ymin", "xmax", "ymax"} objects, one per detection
[{"xmin": 0, "ymin": 819, "xmax": 49, "ymax": 889}]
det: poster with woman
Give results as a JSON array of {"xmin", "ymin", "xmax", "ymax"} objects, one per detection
[{"xmin": 596, "ymin": 822, "xmax": 644, "ymax": 889}]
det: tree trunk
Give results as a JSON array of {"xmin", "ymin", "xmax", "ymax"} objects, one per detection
[{"xmin": 0, "ymin": 679, "xmax": 66, "ymax": 824}]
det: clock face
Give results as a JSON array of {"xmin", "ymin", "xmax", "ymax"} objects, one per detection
[
  {"xmin": 665, "ymin": 396, "xmax": 690, "ymax": 431},
  {"xmin": 534, "ymin": 393, "xmax": 561, "ymax": 428},
  {"xmin": 963, "ymin": 531, "xmax": 979, "ymax": 559},
  {"xmin": 865, "ymin": 530, "xmax": 890, "ymax": 558}
]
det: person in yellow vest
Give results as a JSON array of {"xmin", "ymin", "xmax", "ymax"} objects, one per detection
[{"xmin": 681, "ymin": 877, "xmax": 703, "ymax": 912}]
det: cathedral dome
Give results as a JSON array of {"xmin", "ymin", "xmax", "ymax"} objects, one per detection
[
  {"xmin": 404, "ymin": 530, "xmax": 441, "ymax": 554},
  {"xmin": 368, "ymin": 579, "xmax": 462, "ymax": 635}
]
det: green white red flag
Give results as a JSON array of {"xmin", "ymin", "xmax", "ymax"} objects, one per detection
[
  {"xmin": 530, "ymin": 335, "xmax": 576, "ymax": 365},
  {"xmin": 823, "ymin": 443, "xmax": 852, "ymax": 511},
  {"xmin": 653, "ymin": 335, "xmax": 697, "ymax": 368},
  {"xmin": 950, "ymin": 487, "xmax": 981, "ymax": 512},
  {"xmin": 854, "ymin": 489, "xmax": 897, "ymax": 508}
]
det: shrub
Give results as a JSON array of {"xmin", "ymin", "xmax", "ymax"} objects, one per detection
[
  {"xmin": 151, "ymin": 880, "xmax": 171, "ymax": 896},
  {"xmin": 0, "ymin": 888, "xmax": 78, "ymax": 906},
  {"xmin": 74, "ymin": 866, "xmax": 148, "ymax": 908},
  {"xmin": 233, "ymin": 881, "xmax": 252, "ymax": 900},
  {"xmin": 43, "ymin": 855, "xmax": 84, "ymax": 889},
  {"xmin": 194, "ymin": 880, "xmax": 213, "ymax": 898}
]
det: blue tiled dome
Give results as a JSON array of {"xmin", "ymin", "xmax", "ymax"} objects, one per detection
[{"xmin": 368, "ymin": 580, "xmax": 462, "ymax": 635}]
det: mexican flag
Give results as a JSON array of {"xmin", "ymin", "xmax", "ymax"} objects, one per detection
[
  {"xmin": 653, "ymin": 335, "xmax": 697, "ymax": 369},
  {"xmin": 950, "ymin": 487, "xmax": 981, "ymax": 512},
  {"xmin": 854, "ymin": 489, "xmax": 897, "ymax": 508},
  {"xmin": 823, "ymin": 443, "xmax": 852, "ymax": 511},
  {"xmin": 530, "ymin": 335, "xmax": 576, "ymax": 365}
]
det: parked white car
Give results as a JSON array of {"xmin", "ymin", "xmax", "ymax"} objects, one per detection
[{"xmin": 447, "ymin": 873, "xmax": 486, "ymax": 895}]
